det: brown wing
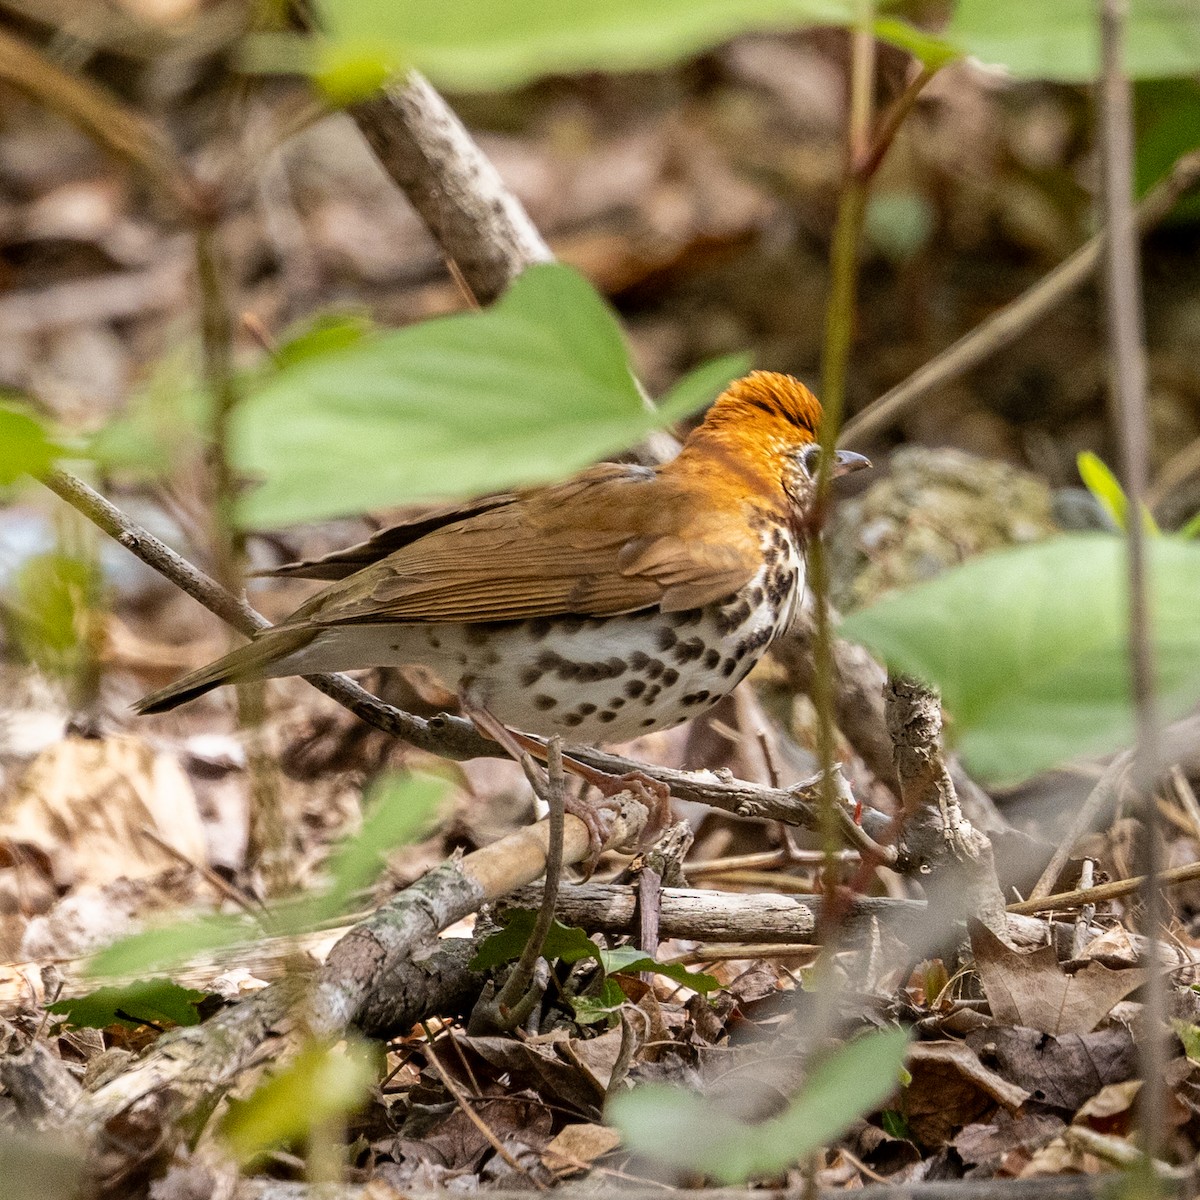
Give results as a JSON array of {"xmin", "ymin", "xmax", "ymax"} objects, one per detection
[
  {"xmin": 263, "ymin": 493, "xmax": 521, "ymax": 581},
  {"xmin": 282, "ymin": 463, "xmax": 763, "ymax": 628}
]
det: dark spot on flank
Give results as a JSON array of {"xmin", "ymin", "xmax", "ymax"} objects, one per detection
[
  {"xmin": 661, "ymin": 668, "xmax": 679, "ymax": 687},
  {"xmin": 576, "ymin": 703, "xmax": 597, "ymax": 716},
  {"xmin": 642, "ymin": 685, "xmax": 662, "ymax": 705},
  {"xmin": 629, "ymin": 652, "xmax": 651, "ymax": 671},
  {"xmin": 625, "ymin": 679, "xmax": 646, "ymax": 698},
  {"xmin": 519, "ymin": 665, "xmax": 543, "ymax": 687},
  {"xmin": 682, "ymin": 690, "xmax": 711, "ymax": 707},
  {"xmin": 646, "ymin": 658, "xmax": 665, "ymax": 679},
  {"xmin": 563, "ymin": 713, "xmax": 584, "ymax": 727},
  {"xmin": 656, "ymin": 626, "xmax": 677, "ymax": 652},
  {"xmin": 702, "ymin": 648, "xmax": 720, "ymax": 669},
  {"xmin": 533, "ymin": 694, "xmax": 557, "ymax": 710},
  {"xmin": 536, "ymin": 650, "xmax": 562, "ymax": 671},
  {"xmin": 606, "ymin": 656, "xmax": 627, "ymax": 677},
  {"xmin": 528, "ymin": 617, "xmax": 553, "ymax": 639},
  {"xmin": 717, "ymin": 600, "xmax": 752, "ymax": 634},
  {"xmin": 671, "ymin": 608, "xmax": 703, "ymax": 627},
  {"xmin": 428, "ymin": 636, "xmax": 441, "ymax": 649},
  {"xmin": 735, "ymin": 626, "xmax": 773, "ymax": 659},
  {"xmin": 641, "ymin": 717, "xmax": 657, "ymax": 728},
  {"xmin": 722, "ymin": 657, "xmax": 738, "ymax": 677},
  {"xmin": 673, "ymin": 637, "xmax": 705, "ymax": 664},
  {"xmin": 609, "ymin": 697, "xmax": 626, "ymax": 709},
  {"xmin": 749, "ymin": 586, "xmax": 765, "ymax": 608},
  {"xmin": 599, "ymin": 711, "xmax": 617, "ymax": 723}
]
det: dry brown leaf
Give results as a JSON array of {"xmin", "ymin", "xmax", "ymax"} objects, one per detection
[
  {"xmin": 0, "ymin": 735, "xmax": 206, "ymax": 889},
  {"xmin": 970, "ymin": 920, "xmax": 1144, "ymax": 1034},
  {"xmin": 541, "ymin": 1123, "xmax": 622, "ymax": 1175},
  {"xmin": 967, "ymin": 1024, "xmax": 1138, "ymax": 1113}
]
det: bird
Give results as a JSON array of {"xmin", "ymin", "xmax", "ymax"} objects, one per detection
[{"xmin": 135, "ymin": 371, "xmax": 869, "ymax": 750}]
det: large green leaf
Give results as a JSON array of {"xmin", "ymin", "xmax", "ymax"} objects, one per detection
[
  {"xmin": 839, "ymin": 534, "xmax": 1200, "ymax": 783},
  {"xmin": 246, "ymin": 1, "xmax": 952, "ymax": 100},
  {"xmin": 233, "ymin": 265, "xmax": 726, "ymax": 528},
  {"xmin": 947, "ymin": 0, "xmax": 1200, "ymax": 82},
  {"xmin": 608, "ymin": 1027, "xmax": 909, "ymax": 1183}
]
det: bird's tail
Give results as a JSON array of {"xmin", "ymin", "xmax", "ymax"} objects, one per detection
[{"xmin": 133, "ymin": 627, "xmax": 316, "ymax": 715}]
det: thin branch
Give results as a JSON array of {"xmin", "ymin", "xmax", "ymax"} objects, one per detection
[
  {"xmin": 351, "ymin": 71, "xmax": 553, "ymax": 305},
  {"xmin": 1008, "ymin": 856, "xmax": 1200, "ymax": 917},
  {"xmin": 840, "ymin": 149, "xmax": 1200, "ymax": 449},
  {"xmin": 1097, "ymin": 0, "xmax": 1166, "ymax": 1165},
  {"xmin": 811, "ymin": 0, "xmax": 877, "ymax": 918}
]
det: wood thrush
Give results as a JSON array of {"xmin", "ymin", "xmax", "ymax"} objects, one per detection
[{"xmin": 136, "ymin": 371, "xmax": 868, "ymax": 747}]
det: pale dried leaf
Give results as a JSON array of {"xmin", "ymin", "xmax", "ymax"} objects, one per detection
[
  {"xmin": 970, "ymin": 921, "xmax": 1144, "ymax": 1034},
  {"xmin": 0, "ymin": 735, "xmax": 206, "ymax": 888}
]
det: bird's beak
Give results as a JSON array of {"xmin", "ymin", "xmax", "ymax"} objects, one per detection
[{"xmin": 832, "ymin": 449, "xmax": 871, "ymax": 478}]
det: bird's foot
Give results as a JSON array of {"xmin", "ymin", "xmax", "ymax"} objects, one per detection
[{"xmin": 459, "ymin": 695, "xmax": 671, "ymax": 872}]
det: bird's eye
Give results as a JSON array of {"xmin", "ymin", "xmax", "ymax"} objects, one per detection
[{"xmin": 799, "ymin": 443, "xmax": 823, "ymax": 475}]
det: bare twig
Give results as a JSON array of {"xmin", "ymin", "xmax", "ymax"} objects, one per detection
[
  {"xmin": 351, "ymin": 72, "xmax": 553, "ymax": 305},
  {"xmin": 840, "ymin": 150, "xmax": 1200, "ymax": 449},
  {"xmin": 1097, "ymin": 0, "xmax": 1166, "ymax": 1161}
]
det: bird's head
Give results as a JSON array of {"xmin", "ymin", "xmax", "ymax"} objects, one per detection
[{"xmin": 682, "ymin": 370, "xmax": 870, "ymax": 501}]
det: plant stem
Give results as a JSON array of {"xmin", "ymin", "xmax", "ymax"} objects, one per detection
[
  {"xmin": 812, "ymin": 4, "xmax": 877, "ymax": 915},
  {"xmin": 1096, "ymin": 0, "xmax": 1166, "ymax": 1166}
]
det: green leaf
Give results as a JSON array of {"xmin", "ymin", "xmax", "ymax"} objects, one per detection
[
  {"xmin": 1076, "ymin": 450, "xmax": 1158, "ymax": 533},
  {"xmin": 840, "ymin": 534, "xmax": 1200, "ymax": 783},
  {"xmin": 250, "ymin": 2, "xmax": 951, "ymax": 98},
  {"xmin": 597, "ymin": 945, "xmax": 720, "ymax": 993},
  {"xmin": 47, "ymin": 980, "xmax": 208, "ymax": 1030},
  {"xmin": 474, "ymin": 910, "xmax": 720, "ymax": 993},
  {"xmin": 471, "ymin": 910, "xmax": 601, "ymax": 971},
  {"xmin": 1178, "ymin": 511, "xmax": 1200, "ymax": 539},
  {"xmin": 274, "ymin": 310, "xmax": 375, "ymax": 370},
  {"xmin": 220, "ymin": 1036, "xmax": 377, "ymax": 1164},
  {"xmin": 570, "ymin": 978, "xmax": 627, "ymax": 1025},
  {"xmin": 6, "ymin": 550, "xmax": 104, "ymax": 683},
  {"xmin": 872, "ymin": 16, "xmax": 959, "ymax": 67},
  {"xmin": 0, "ymin": 403, "xmax": 65, "ymax": 484},
  {"xmin": 947, "ymin": 0, "xmax": 1200, "ymax": 82},
  {"xmin": 249, "ymin": 0, "xmax": 862, "ymax": 95},
  {"xmin": 321, "ymin": 773, "xmax": 447, "ymax": 912},
  {"xmin": 233, "ymin": 264, "xmax": 716, "ymax": 528},
  {"xmin": 86, "ymin": 913, "xmax": 259, "ymax": 978},
  {"xmin": 1135, "ymin": 80, "xmax": 1200, "ymax": 220},
  {"xmin": 1171, "ymin": 1018, "xmax": 1200, "ymax": 1062},
  {"xmin": 608, "ymin": 1027, "xmax": 909, "ymax": 1183}
]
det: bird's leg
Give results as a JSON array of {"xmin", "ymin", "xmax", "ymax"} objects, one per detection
[
  {"xmin": 459, "ymin": 695, "xmax": 672, "ymax": 872},
  {"xmin": 459, "ymin": 696, "xmax": 614, "ymax": 873}
]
